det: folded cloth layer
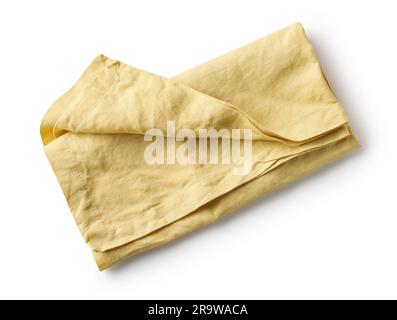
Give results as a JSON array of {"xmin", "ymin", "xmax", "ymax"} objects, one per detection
[{"xmin": 41, "ymin": 23, "xmax": 360, "ymax": 270}]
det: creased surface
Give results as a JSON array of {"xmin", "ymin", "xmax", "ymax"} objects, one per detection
[{"xmin": 41, "ymin": 23, "xmax": 360, "ymax": 270}]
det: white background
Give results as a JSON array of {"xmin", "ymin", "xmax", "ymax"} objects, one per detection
[{"xmin": 0, "ymin": 0, "xmax": 396, "ymax": 300}]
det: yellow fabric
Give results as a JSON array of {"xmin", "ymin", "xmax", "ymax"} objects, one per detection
[{"xmin": 40, "ymin": 23, "xmax": 360, "ymax": 270}]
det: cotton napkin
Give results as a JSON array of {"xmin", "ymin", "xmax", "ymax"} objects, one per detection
[{"xmin": 41, "ymin": 23, "xmax": 360, "ymax": 270}]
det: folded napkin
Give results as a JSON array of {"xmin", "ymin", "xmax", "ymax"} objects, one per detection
[{"xmin": 41, "ymin": 23, "xmax": 360, "ymax": 270}]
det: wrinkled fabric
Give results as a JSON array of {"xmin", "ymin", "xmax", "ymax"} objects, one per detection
[{"xmin": 41, "ymin": 23, "xmax": 360, "ymax": 270}]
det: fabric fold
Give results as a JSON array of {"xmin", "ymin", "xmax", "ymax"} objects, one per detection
[{"xmin": 41, "ymin": 23, "xmax": 360, "ymax": 270}]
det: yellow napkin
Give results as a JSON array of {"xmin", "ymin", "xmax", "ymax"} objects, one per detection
[{"xmin": 41, "ymin": 23, "xmax": 360, "ymax": 270}]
